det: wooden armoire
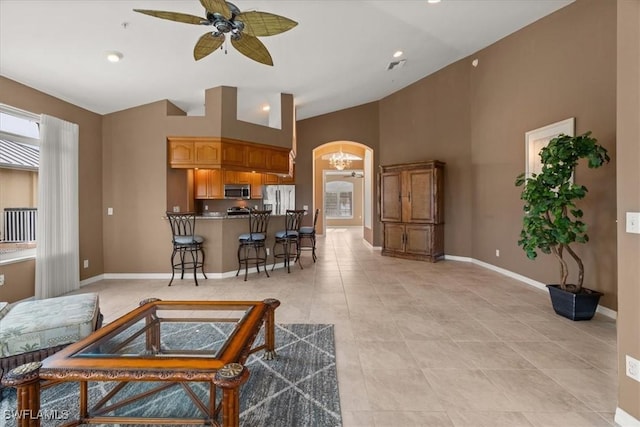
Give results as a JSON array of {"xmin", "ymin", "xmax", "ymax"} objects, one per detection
[{"xmin": 379, "ymin": 161, "xmax": 445, "ymax": 262}]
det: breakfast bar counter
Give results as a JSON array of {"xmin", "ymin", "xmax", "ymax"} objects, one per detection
[{"xmin": 171, "ymin": 214, "xmax": 292, "ymax": 276}]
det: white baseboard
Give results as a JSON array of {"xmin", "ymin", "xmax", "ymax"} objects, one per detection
[
  {"xmin": 444, "ymin": 254, "xmax": 617, "ymax": 320},
  {"xmin": 91, "ymin": 263, "xmax": 290, "ymax": 282},
  {"xmin": 615, "ymin": 407, "xmax": 640, "ymax": 427},
  {"xmin": 80, "ymin": 274, "xmax": 105, "ymax": 287}
]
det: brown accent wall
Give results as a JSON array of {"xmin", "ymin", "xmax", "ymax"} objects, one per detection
[
  {"xmin": 101, "ymin": 87, "xmax": 294, "ymax": 273},
  {"xmin": 617, "ymin": 0, "xmax": 640, "ymax": 419},
  {"xmin": 0, "ymin": 77, "xmax": 104, "ymax": 301},
  {"xmin": 470, "ymin": 0, "xmax": 617, "ymax": 308},
  {"xmin": 379, "ymin": 58, "xmax": 472, "ymax": 258},
  {"xmin": 297, "ymin": 103, "xmax": 380, "ymax": 244},
  {"xmin": 0, "ymin": 169, "xmax": 38, "ymax": 206},
  {"xmin": 300, "ymin": 1, "xmax": 617, "ymax": 310},
  {"xmin": 0, "ymin": 260, "xmax": 35, "ymax": 302}
]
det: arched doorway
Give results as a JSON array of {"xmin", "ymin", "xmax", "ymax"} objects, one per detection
[{"xmin": 312, "ymin": 141, "xmax": 374, "ymax": 245}]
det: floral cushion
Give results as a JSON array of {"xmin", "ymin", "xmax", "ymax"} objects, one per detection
[
  {"xmin": 0, "ymin": 302, "xmax": 10, "ymax": 321},
  {"xmin": 0, "ymin": 293, "xmax": 100, "ymax": 358}
]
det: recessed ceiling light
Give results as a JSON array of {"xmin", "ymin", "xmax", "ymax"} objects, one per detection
[
  {"xmin": 428, "ymin": 0, "xmax": 441, "ymax": 3},
  {"xmin": 262, "ymin": 105, "xmax": 270, "ymax": 112},
  {"xmin": 106, "ymin": 51, "xmax": 123, "ymax": 63},
  {"xmin": 393, "ymin": 50, "xmax": 403, "ymax": 58}
]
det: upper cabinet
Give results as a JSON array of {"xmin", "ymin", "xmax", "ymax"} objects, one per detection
[
  {"xmin": 168, "ymin": 140, "xmax": 195, "ymax": 166},
  {"xmin": 194, "ymin": 141, "xmax": 221, "ymax": 165},
  {"xmin": 168, "ymin": 137, "xmax": 290, "ymax": 175}
]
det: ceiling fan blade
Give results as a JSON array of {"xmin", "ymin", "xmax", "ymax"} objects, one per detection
[
  {"xmin": 231, "ymin": 34, "xmax": 273, "ymax": 66},
  {"xmin": 200, "ymin": 0, "xmax": 231, "ymax": 19},
  {"xmin": 194, "ymin": 32, "xmax": 226, "ymax": 60},
  {"xmin": 133, "ymin": 9, "xmax": 205, "ymax": 25},
  {"xmin": 235, "ymin": 11, "xmax": 298, "ymax": 37}
]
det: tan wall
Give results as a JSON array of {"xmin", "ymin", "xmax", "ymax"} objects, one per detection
[
  {"xmin": 0, "ymin": 77, "xmax": 104, "ymax": 301},
  {"xmin": 379, "ymin": 58, "xmax": 472, "ymax": 258},
  {"xmin": 470, "ymin": 0, "xmax": 617, "ymax": 308},
  {"xmin": 0, "ymin": 260, "xmax": 35, "ymax": 302},
  {"xmin": 297, "ymin": 103, "xmax": 380, "ymax": 244},
  {"xmin": 0, "ymin": 169, "xmax": 37, "ymax": 208},
  {"xmin": 0, "ymin": 168, "xmax": 37, "ymax": 241},
  {"xmin": 101, "ymin": 87, "xmax": 294, "ymax": 273},
  {"xmin": 375, "ymin": 0, "xmax": 618, "ymax": 309},
  {"xmin": 616, "ymin": 0, "xmax": 640, "ymax": 420}
]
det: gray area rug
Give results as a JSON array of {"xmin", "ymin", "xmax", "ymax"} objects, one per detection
[{"xmin": 0, "ymin": 323, "xmax": 342, "ymax": 427}]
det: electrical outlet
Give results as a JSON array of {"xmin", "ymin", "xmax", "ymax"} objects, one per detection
[
  {"xmin": 0, "ymin": 274, "xmax": 4, "ymax": 286},
  {"xmin": 266, "ymin": 248, "xmax": 270, "ymax": 256},
  {"xmin": 83, "ymin": 259, "xmax": 89, "ymax": 269},
  {"xmin": 496, "ymin": 249, "xmax": 500, "ymax": 257},
  {"xmin": 626, "ymin": 355, "xmax": 640, "ymax": 382},
  {"xmin": 172, "ymin": 206, "xmax": 180, "ymax": 213}
]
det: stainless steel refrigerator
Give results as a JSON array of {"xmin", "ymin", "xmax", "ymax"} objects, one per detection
[{"xmin": 262, "ymin": 185, "xmax": 295, "ymax": 215}]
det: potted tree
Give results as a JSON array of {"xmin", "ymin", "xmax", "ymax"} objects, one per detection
[{"xmin": 515, "ymin": 131, "xmax": 610, "ymax": 321}]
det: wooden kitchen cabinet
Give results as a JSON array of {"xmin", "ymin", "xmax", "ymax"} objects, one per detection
[
  {"xmin": 168, "ymin": 140, "xmax": 195, "ymax": 166},
  {"xmin": 379, "ymin": 161, "xmax": 444, "ymax": 262},
  {"xmin": 169, "ymin": 139, "xmax": 221, "ymax": 167},
  {"xmin": 263, "ymin": 173, "xmax": 280, "ymax": 185},
  {"xmin": 250, "ymin": 173, "xmax": 263, "ymax": 199},
  {"xmin": 262, "ymin": 164, "xmax": 295, "ymax": 185},
  {"xmin": 194, "ymin": 141, "xmax": 221, "ymax": 165},
  {"xmin": 195, "ymin": 169, "xmax": 223, "ymax": 199},
  {"xmin": 223, "ymin": 170, "xmax": 251, "ymax": 185},
  {"xmin": 221, "ymin": 143, "xmax": 246, "ymax": 167},
  {"xmin": 268, "ymin": 149, "xmax": 290, "ymax": 172},
  {"xmin": 168, "ymin": 137, "xmax": 291, "ymax": 175}
]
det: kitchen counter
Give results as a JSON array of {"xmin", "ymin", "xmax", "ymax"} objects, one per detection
[{"xmin": 165, "ymin": 214, "xmax": 293, "ymax": 276}]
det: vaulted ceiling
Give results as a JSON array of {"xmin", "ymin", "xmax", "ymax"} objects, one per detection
[{"xmin": 0, "ymin": 0, "xmax": 573, "ymax": 123}]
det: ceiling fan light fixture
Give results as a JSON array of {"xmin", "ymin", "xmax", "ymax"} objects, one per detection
[
  {"xmin": 134, "ymin": 1, "xmax": 297, "ymax": 66},
  {"xmin": 106, "ymin": 51, "xmax": 123, "ymax": 63}
]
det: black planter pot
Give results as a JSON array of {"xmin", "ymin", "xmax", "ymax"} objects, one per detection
[{"xmin": 546, "ymin": 284, "xmax": 603, "ymax": 321}]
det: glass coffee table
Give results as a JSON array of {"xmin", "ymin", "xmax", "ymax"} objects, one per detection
[{"xmin": 2, "ymin": 298, "xmax": 280, "ymax": 427}]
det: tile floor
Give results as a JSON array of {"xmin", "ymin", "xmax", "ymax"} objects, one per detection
[{"xmin": 75, "ymin": 227, "xmax": 618, "ymax": 427}]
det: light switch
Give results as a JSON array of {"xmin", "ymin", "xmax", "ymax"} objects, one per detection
[
  {"xmin": 626, "ymin": 212, "xmax": 640, "ymax": 234},
  {"xmin": 107, "ymin": 207, "xmax": 113, "ymax": 216}
]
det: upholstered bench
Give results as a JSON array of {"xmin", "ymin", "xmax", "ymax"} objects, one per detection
[{"xmin": 0, "ymin": 292, "xmax": 102, "ymax": 381}]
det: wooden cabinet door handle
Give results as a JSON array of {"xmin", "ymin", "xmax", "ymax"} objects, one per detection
[{"xmin": 408, "ymin": 192, "xmax": 411, "ymax": 202}]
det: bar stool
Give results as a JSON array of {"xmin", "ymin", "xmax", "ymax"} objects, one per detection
[
  {"xmin": 166, "ymin": 212, "xmax": 207, "ymax": 286},
  {"xmin": 272, "ymin": 209, "xmax": 305, "ymax": 273},
  {"xmin": 299, "ymin": 208, "xmax": 319, "ymax": 263},
  {"xmin": 236, "ymin": 210, "xmax": 271, "ymax": 281}
]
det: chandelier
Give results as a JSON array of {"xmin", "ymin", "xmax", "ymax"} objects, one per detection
[{"xmin": 329, "ymin": 148, "xmax": 352, "ymax": 171}]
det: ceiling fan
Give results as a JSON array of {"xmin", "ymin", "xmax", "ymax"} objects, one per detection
[{"xmin": 134, "ymin": 0, "xmax": 297, "ymax": 66}]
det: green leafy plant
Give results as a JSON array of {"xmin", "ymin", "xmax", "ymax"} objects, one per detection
[{"xmin": 515, "ymin": 132, "xmax": 610, "ymax": 293}]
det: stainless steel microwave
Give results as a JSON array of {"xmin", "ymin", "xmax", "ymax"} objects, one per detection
[{"xmin": 224, "ymin": 184, "xmax": 251, "ymax": 199}]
